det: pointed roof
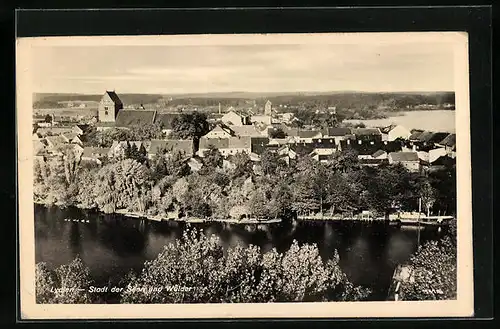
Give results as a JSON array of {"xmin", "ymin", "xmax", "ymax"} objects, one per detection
[
  {"xmin": 104, "ymin": 91, "xmax": 123, "ymax": 105},
  {"xmin": 437, "ymin": 133, "xmax": 456, "ymax": 147}
]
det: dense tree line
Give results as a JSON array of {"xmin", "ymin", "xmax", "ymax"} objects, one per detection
[{"xmin": 34, "ymin": 142, "xmax": 457, "ymax": 219}]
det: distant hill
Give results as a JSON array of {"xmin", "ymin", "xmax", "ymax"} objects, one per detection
[{"xmin": 33, "ymin": 91, "xmax": 455, "ymax": 110}]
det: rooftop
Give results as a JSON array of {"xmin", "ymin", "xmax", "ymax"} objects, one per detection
[
  {"xmin": 389, "ymin": 151, "xmax": 419, "ymax": 162},
  {"xmin": 115, "ymin": 110, "xmax": 156, "ymax": 127}
]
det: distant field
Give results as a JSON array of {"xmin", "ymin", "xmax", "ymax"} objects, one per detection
[{"xmin": 33, "ymin": 107, "xmax": 98, "ymax": 117}]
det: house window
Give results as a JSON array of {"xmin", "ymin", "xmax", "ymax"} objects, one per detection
[{"xmin": 104, "ymin": 106, "xmax": 109, "ymax": 116}]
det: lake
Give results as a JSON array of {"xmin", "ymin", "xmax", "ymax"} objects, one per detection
[
  {"xmin": 34, "ymin": 204, "xmax": 450, "ymax": 302},
  {"xmin": 344, "ymin": 110, "xmax": 456, "ymax": 132}
]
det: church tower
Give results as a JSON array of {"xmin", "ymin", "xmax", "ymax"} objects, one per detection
[{"xmin": 98, "ymin": 90, "xmax": 123, "ymax": 122}]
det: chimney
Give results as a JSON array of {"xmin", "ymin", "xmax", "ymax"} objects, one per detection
[{"xmin": 219, "ymin": 103, "xmax": 221, "ymax": 115}]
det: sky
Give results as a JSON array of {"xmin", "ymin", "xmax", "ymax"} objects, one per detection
[{"xmin": 31, "ymin": 41, "xmax": 456, "ymax": 94}]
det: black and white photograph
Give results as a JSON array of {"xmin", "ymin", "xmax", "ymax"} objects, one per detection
[{"xmin": 17, "ymin": 32, "xmax": 473, "ymax": 319}]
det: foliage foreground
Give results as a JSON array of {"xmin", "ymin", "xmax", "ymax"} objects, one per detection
[{"xmin": 36, "ymin": 228, "xmax": 372, "ymax": 304}]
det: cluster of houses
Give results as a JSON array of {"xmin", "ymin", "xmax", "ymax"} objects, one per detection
[{"xmin": 32, "ymin": 91, "xmax": 457, "ymax": 174}]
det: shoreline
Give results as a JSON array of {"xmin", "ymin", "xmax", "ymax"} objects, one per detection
[{"xmin": 34, "ymin": 201, "xmax": 453, "ymax": 227}]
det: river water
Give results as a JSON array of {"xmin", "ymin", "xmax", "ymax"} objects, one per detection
[{"xmin": 34, "ymin": 204, "xmax": 449, "ymax": 302}]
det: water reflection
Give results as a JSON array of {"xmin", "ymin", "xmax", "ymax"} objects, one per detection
[{"xmin": 34, "ymin": 204, "xmax": 447, "ymax": 301}]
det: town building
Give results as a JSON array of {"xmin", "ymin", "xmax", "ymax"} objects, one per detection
[
  {"xmin": 221, "ymin": 110, "xmax": 251, "ymax": 126},
  {"xmin": 98, "ymin": 90, "xmax": 123, "ymax": 123},
  {"xmin": 380, "ymin": 124, "xmax": 411, "ymax": 141},
  {"xmin": 147, "ymin": 139, "xmax": 194, "ymax": 159},
  {"xmin": 388, "ymin": 152, "xmax": 420, "ymax": 172},
  {"xmin": 81, "ymin": 147, "xmax": 110, "ymax": 165},
  {"xmin": 352, "ymin": 128, "xmax": 383, "ymax": 143}
]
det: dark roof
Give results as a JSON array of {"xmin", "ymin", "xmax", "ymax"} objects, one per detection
[
  {"xmin": 323, "ymin": 127, "xmax": 352, "ymax": 136},
  {"xmin": 298, "ymin": 130, "xmax": 321, "ymax": 138},
  {"xmin": 437, "ymin": 134, "xmax": 456, "ymax": 147},
  {"xmin": 409, "ymin": 130, "xmax": 424, "ymax": 140},
  {"xmin": 416, "ymin": 131, "xmax": 435, "ymax": 142},
  {"xmin": 115, "ymin": 110, "xmax": 156, "ymax": 127},
  {"xmin": 389, "ymin": 152, "xmax": 419, "ymax": 162},
  {"xmin": 431, "ymin": 155, "xmax": 456, "ymax": 166},
  {"xmin": 199, "ymin": 137, "xmax": 229, "ymax": 150},
  {"xmin": 289, "ymin": 143, "xmax": 315, "ymax": 156},
  {"xmin": 380, "ymin": 125, "xmax": 397, "ymax": 134},
  {"xmin": 340, "ymin": 140, "xmax": 402, "ymax": 156},
  {"xmin": 352, "ymin": 128, "xmax": 381, "ymax": 136},
  {"xmin": 428, "ymin": 132, "xmax": 451, "ymax": 144},
  {"xmin": 105, "ymin": 91, "xmax": 123, "ymax": 106},
  {"xmin": 154, "ymin": 112, "xmax": 182, "ymax": 129},
  {"xmin": 149, "ymin": 139, "xmax": 194, "ymax": 155}
]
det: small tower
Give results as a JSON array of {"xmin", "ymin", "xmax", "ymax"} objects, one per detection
[
  {"xmin": 264, "ymin": 100, "xmax": 272, "ymax": 116},
  {"xmin": 98, "ymin": 90, "xmax": 123, "ymax": 122}
]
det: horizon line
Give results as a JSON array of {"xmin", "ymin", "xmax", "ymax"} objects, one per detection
[{"xmin": 33, "ymin": 90, "xmax": 456, "ymax": 96}]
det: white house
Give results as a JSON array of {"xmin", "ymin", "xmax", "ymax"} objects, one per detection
[
  {"xmin": 388, "ymin": 152, "xmax": 420, "ymax": 172},
  {"xmin": 380, "ymin": 125, "xmax": 411, "ymax": 141},
  {"xmin": 203, "ymin": 125, "xmax": 233, "ymax": 139},
  {"xmin": 221, "ymin": 110, "xmax": 250, "ymax": 126}
]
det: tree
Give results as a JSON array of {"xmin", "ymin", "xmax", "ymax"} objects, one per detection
[
  {"xmin": 120, "ymin": 228, "xmax": 370, "ymax": 303},
  {"xmin": 35, "ymin": 257, "xmax": 94, "ymax": 304},
  {"xmin": 269, "ymin": 128, "xmax": 286, "ymax": 139},
  {"xmin": 202, "ymin": 145, "xmax": 223, "ymax": 170},
  {"xmin": 248, "ymin": 188, "xmax": 269, "ymax": 218},
  {"xmin": 44, "ymin": 114, "xmax": 52, "ymax": 124},
  {"xmin": 169, "ymin": 112, "xmax": 210, "ymax": 142},
  {"xmin": 399, "ymin": 235, "xmax": 456, "ymax": 300},
  {"xmin": 230, "ymin": 152, "xmax": 253, "ymax": 179}
]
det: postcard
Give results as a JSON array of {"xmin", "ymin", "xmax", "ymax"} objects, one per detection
[{"xmin": 17, "ymin": 32, "xmax": 473, "ymax": 319}]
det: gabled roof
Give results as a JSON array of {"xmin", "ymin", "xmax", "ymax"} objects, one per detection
[
  {"xmin": 352, "ymin": 128, "xmax": 382, "ymax": 136},
  {"xmin": 389, "ymin": 151, "xmax": 419, "ymax": 162},
  {"xmin": 380, "ymin": 124, "xmax": 402, "ymax": 134},
  {"xmin": 409, "ymin": 130, "xmax": 424, "ymax": 140},
  {"xmin": 323, "ymin": 127, "xmax": 352, "ymax": 136},
  {"xmin": 148, "ymin": 139, "xmax": 194, "ymax": 155},
  {"xmin": 45, "ymin": 135, "xmax": 66, "ymax": 147},
  {"xmin": 416, "ymin": 131, "xmax": 435, "ymax": 142},
  {"xmin": 437, "ymin": 133, "xmax": 456, "ymax": 147},
  {"xmin": 154, "ymin": 112, "xmax": 182, "ymax": 130},
  {"xmin": 227, "ymin": 125, "xmax": 263, "ymax": 137},
  {"xmin": 431, "ymin": 155, "xmax": 456, "ymax": 166},
  {"xmin": 104, "ymin": 91, "xmax": 123, "ymax": 106},
  {"xmin": 61, "ymin": 132, "xmax": 79, "ymax": 141},
  {"xmin": 428, "ymin": 132, "xmax": 451, "ymax": 144},
  {"xmin": 115, "ymin": 110, "xmax": 156, "ymax": 127}
]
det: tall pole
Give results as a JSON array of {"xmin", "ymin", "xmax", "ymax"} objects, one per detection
[{"xmin": 417, "ymin": 197, "xmax": 421, "ymax": 247}]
